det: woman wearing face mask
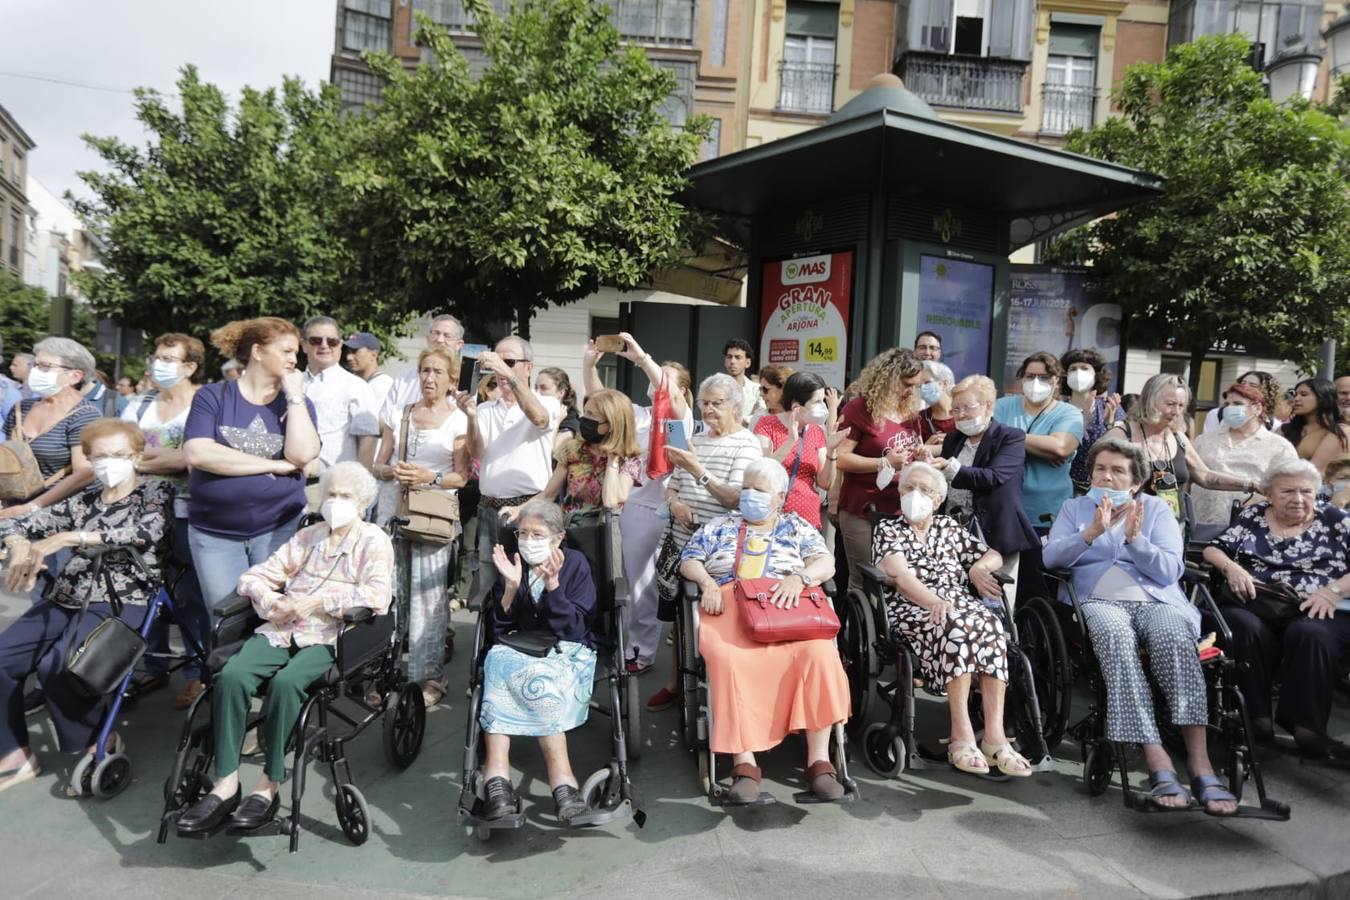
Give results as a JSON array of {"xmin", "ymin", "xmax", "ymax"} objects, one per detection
[
  {"xmin": 1059, "ymin": 348, "xmax": 1124, "ymax": 492},
  {"xmin": 1279, "ymin": 378, "xmax": 1350, "ymax": 475},
  {"xmin": 873, "ymin": 462, "xmax": 1029, "ymax": 777},
  {"xmin": 752, "ymin": 371, "xmax": 844, "ymax": 530},
  {"xmin": 122, "ymin": 333, "xmax": 211, "ymax": 707},
  {"xmin": 1044, "ymin": 439, "xmax": 1237, "ymax": 814},
  {"xmin": 504, "ymin": 389, "xmax": 643, "ymax": 519},
  {"xmin": 1324, "ymin": 455, "xmax": 1350, "ymax": 509},
  {"xmin": 917, "ymin": 360, "xmax": 957, "ymax": 444},
  {"xmin": 677, "ymin": 458, "xmax": 848, "ymax": 802},
  {"xmin": 1191, "ymin": 383, "xmax": 1298, "ymax": 527},
  {"xmin": 175, "ymin": 463, "xmax": 392, "ymax": 834},
  {"xmin": 0, "ymin": 419, "xmax": 173, "ymax": 794},
  {"xmin": 992, "ymin": 352, "xmax": 1084, "ymax": 533},
  {"xmin": 478, "ymin": 500, "xmax": 601, "ymax": 823},
  {"xmin": 1201, "ymin": 370, "xmax": 1285, "ymax": 433},
  {"xmin": 373, "ymin": 348, "xmax": 469, "ymax": 707}
]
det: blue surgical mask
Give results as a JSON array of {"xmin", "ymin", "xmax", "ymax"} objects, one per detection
[
  {"xmin": 1220, "ymin": 405, "xmax": 1249, "ymax": 429},
  {"xmin": 739, "ymin": 488, "xmax": 775, "ymax": 523},
  {"xmin": 1086, "ymin": 486, "xmax": 1132, "ymax": 509},
  {"xmin": 151, "ymin": 359, "xmax": 182, "ymax": 389},
  {"xmin": 919, "ymin": 382, "xmax": 942, "ymax": 406}
]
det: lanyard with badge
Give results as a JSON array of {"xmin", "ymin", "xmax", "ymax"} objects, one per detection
[{"xmin": 1139, "ymin": 423, "xmax": 1183, "ymax": 522}]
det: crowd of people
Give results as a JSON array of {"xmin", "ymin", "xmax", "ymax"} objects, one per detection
[{"xmin": 0, "ymin": 318, "xmax": 1348, "ymax": 826}]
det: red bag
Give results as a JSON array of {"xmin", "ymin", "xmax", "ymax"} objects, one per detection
[
  {"xmin": 646, "ymin": 370, "xmax": 674, "ymax": 481},
  {"xmin": 732, "ymin": 523, "xmax": 839, "ymax": 644}
]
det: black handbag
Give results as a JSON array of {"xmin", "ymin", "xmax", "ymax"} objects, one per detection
[
  {"xmin": 1220, "ymin": 578, "xmax": 1302, "ymax": 624},
  {"xmin": 64, "ymin": 558, "xmax": 147, "ymax": 698},
  {"xmin": 497, "ymin": 629, "xmax": 560, "ymax": 658}
]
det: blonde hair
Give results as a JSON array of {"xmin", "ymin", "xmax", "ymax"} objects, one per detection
[
  {"xmin": 417, "ymin": 347, "xmax": 460, "ymax": 396},
  {"xmin": 80, "ymin": 418, "xmax": 146, "ymax": 456},
  {"xmin": 854, "ymin": 348, "xmax": 922, "ymax": 422},
  {"xmin": 586, "ymin": 389, "xmax": 642, "ymax": 459},
  {"xmin": 210, "ymin": 317, "xmax": 299, "ymax": 365},
  {"xmin": 951, "ymin": 374, "xmax": 997, "ymax": 406}
]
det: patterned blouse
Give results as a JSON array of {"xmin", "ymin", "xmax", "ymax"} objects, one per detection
[
  {"xmin": 752, "ymin": 415, "xmax": 825, "ymax": 527},
  {"xmin": 680, "ymin": 511, "xmax": 828, "ymax": 585},
  {"xmin": 871, "ymin": 514, "xmax": 989, "ymax": 607},
  {"xmin": 238, "ymin": 519, "xmax": 395, "ymax": 648},
  {"xmin": 1211, "ymin": 502, "xmax": 1350, "ymax": 595},
  {"xmin": 0, "ymin": 479, "xmax": 174, "ymax": 608},
  {"xmin": 555, "ymin": 438, "xmax": 643, "ymax": 514}
]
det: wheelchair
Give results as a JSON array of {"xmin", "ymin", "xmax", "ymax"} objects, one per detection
[
  {"xmin": 157, "ymin": 517, "xmax": 428, "ymax": 852},
  {"xmin": 457, "ymin": 510, "xmax": 645, "ymax": 840}
]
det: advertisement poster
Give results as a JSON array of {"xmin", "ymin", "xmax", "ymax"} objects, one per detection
[
  {"xmin": 759, "ymin": 251, "xmax": 852, "ymax": 390},
  {"xmin": 916, "ymin": 255, "xmax": 994, "ymax": 381},
  {"xmin": 1006, "ymin": 266, "xmax": 1123, "ymax": 392}
]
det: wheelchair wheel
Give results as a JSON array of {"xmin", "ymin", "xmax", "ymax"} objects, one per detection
[
  {"xmin": 382, "ymin": 682, "xmax": 426, "ymax": 770},
  {"xmin": 165, "ymin": 742, "xmax": 213, "ymax": 807},
  {"xmin": 862, "ymin": 722, "xmax": 906, "ymax": 778},
  {"xmin": 1014, "ymin": 598, "xmax": 1071, "ymax": 751},
  {"xmin": 92, "ymin": 753, "xmax": 132, "ymax": 800},
  {"xmin": 676, "ymin": 610, "xmax": 701, "ymax": 750},
  {"xmin": 1082, "ymin": 742, "xmax": 1112, "ymax": 796},
  {"xmin": 580, "ymin": 765, "xmax": 614, "ymax": 811},
  {"xmin": 838, "ymin": 590, "xmax": 877, "ymax": 735},
  {"xmin": 336, "ymin": 783, "xmax": 370, "ymax": 845}
]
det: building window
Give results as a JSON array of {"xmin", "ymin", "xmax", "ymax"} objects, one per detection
[
  {"xmin": 10, "ymin": 149, "xmax": 20, "ymax": 186},
  {"xmin": 1041, "ymin": 24, "xmax": 1098, "ymax": 135},
  {"xmin": 0, "ymin": 136, "xmax": 6, "ymax": 178},
  {"xmin": 612, "ymin": 0, "xmax": 696, "ymax": 45},
  {"xmin": 1167, "ymin": 1, "xmax": 1323, "ymax": 67},
  {"xmin": 343, "ymin": 0, "xmax": 392, "ymax": 53},
  {"xmin": 412, "ymin": 0, "xmax": 509, "ymax": 36},
  {"xmin": 334, "ymin": 66, "xmax": 386, "ymax": 113},
  {"xmin": 779, "ymin": 1, "xmax": 837, "ymax": 114},
  {"xmin": 654, "ymin": 60, "xmax": 696, "ymax": 127},
  {"xmin": 702, "ymin": 119, "xmax": 722, "ymax": 160},
  {"xmin": 8, "ymin": 208, "xmax": 19, "ymax": 269},
  {"xmin": 902, "ymin": 0, "xmax": 1034, "ymax": 60}
]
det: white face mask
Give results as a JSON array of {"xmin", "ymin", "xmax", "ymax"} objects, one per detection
[
  {"xmin": 151, "ymin": 359, "xmax": 182, "ymax": 388},
  {"xmin": 900, "ymin": 488, "xmax": 934, "ymax": 523},
  {"xmin": 876, "ymin": 460, "xmax": 896, "ymax": 490},
  {"xmin": 518, "ymin": 537, "xmax": 553, "ymax": 566},
  {"xmin": 93, "ymin": 458, "xmax": 135, "ymax": 489},
  {"xmin": 802, "ymin": 402, "xmax": 829, "ymax": 426},
  {"xmin": 27, "ymin": 368, "xmax": 62, "ymax": 398},
  {"xmin": 1066, "ymin": 369, "xmax": 1095, "ymax": 393},
  {"xmin": 321, "ymin": 498, "xmax": 359, "ymax": 529},
  {"xmin": 1022, "ymin": 377, "xmax": 1053, "ymax": 404},
  {"xmin": 955, "ymin": 416, "xmax": 985, "ymax": 436}
]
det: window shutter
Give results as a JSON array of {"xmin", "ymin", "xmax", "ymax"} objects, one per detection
[{"xmin": 988, "ymin": 0, "xmax": 1034, "ymax": 59}]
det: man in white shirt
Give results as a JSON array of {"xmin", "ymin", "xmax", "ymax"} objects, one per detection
[
  {"xmin": 380, "ymin": 314, "xmax": 466, "ymax": 423},
  {"xmin": 343, "ymin": 332, "xmax": 394, "ymax": 409},
  {"xmin": 301, "ymin": 316, "xmax": 380, "ymax": 475},
  {"xmin": 457, "ymin": 335, "xmax": 559, "ymax": 603},
  {"xmin": 1337, "ymin": 375, "xmax": 1350, "ymax": 420},
  {"xmin": 723, "ymin": 338, "xmax": 764, "ymax": 424}
]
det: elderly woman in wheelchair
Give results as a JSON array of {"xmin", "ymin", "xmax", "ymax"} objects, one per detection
[
  {"xmin": 872, "ymin": 461, "xmax": 1031, "ymax": 778},
  {"xmin": 176, "ymin": 462, "xmax": 393, "ymax": 834},
  {"xmin": 1044, "ymin": 438, "xmax": 1237, "ymax": 815},
  {"xmin": 678, "ymin": 457, "xmax": 850, "ymax": 804},
  {"xmin": 478, "ymin": 499, "xmax": 601, "ymax": 824}
]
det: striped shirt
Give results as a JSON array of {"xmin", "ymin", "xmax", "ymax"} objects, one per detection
[
  {"xmin": 667, "ymin": 429, "xmax": 762, "ymax": 543},
  {"xmin": 4, "ymin": 398, "xmax": 102, "ymax": 480}
]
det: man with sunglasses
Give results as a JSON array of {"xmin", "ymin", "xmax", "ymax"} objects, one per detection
[{"xmin": 301, "ymin": 316, "xmax": 380, "ymax": 486}]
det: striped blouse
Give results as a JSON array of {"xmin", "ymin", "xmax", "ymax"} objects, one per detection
[
  {"xmin": 4, "ymin": 398, "xmax": 102, "ymax": 480},
  {"xmin": 667, "ymin": 429, "xmax": 763, "ymax": 544}
]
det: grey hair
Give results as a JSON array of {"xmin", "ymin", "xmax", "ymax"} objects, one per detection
[
  {"xmin": 495, "ymin": 334, "xmax": 534, "ymax": 361},
  {"xmin": 33, "ymin": 337, "xmax": 95, "ymax": 386},
  {"xmin": 1131, "ymin": 373, "xmax": 1189, "ymax": 432},
  {"xmin": 320, "ymin": 461, "xmax": 378, "ymax": 510},
  {"xmin": 898, "ymin": 461, "xmax": 948, "ymax": 503},
  {"xmin": 14, "ymin": 352, "xmax": 34, "ymax": 365},
  {"xmin": 742, "ymin": 457, "xmax": 789, "ymax": 495},
  {"xmin": 430, "ymin": 314, "xmax": 463, "ymax": 338},
  {"xmin": 1088, "ymin": 436, "xmax": 1149, "ymax": 485},
  {"xmin": 922, "ymin": 360, "xmax": 955, "ymax": 386},
  {"xmin": 1261, "ymin": 458, "xmax": 1322, "ymax": 494},
  {"xmin": 699, "ymin": 372, "xmax": 740, "ymax": 404},
  {"xmin": 221, "ymin": 359, "xmax": 241, "ymax": 375},
  {"xmin": 517, "ymin": 499, "xmax": 565, "ymax": 537},
  {"xmin": 302, "ymin": 315, "xmax": 340, "ymax": 336}
]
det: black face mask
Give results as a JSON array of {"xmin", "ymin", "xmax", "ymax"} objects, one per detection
[{"xmin": 579, "ymin": 416, "xmax": 605, "ymax": 444}]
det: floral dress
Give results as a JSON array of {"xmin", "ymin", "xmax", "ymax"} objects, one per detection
[
  {"xmin": 1212, "ymin": 502, "xmax": 1350, "ymax": 595},
  {"xmin": 871, "ymin": 514, "xmax": 1008, "ymax": 686},
  {"xmin": 556, "ymin": 438, "xmax": 643, "ymax": 514}
]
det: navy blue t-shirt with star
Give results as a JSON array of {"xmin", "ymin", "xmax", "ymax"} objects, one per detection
[{"xmin": 185, "ymin": 380, "xmax": 318, "ymax": 538}]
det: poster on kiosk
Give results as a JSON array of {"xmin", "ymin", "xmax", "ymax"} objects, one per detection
[{"xmin": 759, "ymin": 251, "xmax": 852, "ymax": 391}]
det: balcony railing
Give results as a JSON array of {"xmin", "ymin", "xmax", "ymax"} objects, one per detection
[
  {"xmin": 1040, "ymin": 83, "xmax": 1096, "ymax": 135},
  {"xmin": 778, "ymin": 60, "xmax": 836, "ymax": 115},
  {"xmin": 896, "ymin": 51, "xmax": 1027, "ymax": 113}
]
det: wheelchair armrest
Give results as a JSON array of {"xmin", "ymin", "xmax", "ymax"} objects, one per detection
[
  {"xmin": 680, "ymin": 578, "xmax": 701, "ymax": 601},
  {"xmin": 992, "ymin": 572, "xmax": 1014, "ymax": 586},
  {"xmin": 212, "ymin": 592, "xmax": 263, "ymax": 650},
  {"xmin": 858, "ymin": 563, "xmax": 889, "ymax": 588},
  {"xmin": 820, "ymin": 578, "xmax": 837, "ymax": 596},
  {"xmin": 1042, "ymin": 567, "xmax": 1072, "ymax": 588},
  {"xmin": 1182, "ymin": 562, "xmax": 1209, "ymax": 585},
  {"xmin": 342, "ymin": 606, "xmax": 375, "ymax": 625},
  {"xmin": 216, "ymin": 593, "xmax": 253, "ymax": 620}
]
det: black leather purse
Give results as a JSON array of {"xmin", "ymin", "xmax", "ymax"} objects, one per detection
[
  {"xmin": 64, "ymin": 555, "xmax": 148, "ymax": 698},
  {"xmin": 497, "ymin": 629, "xmax": 560, "ymax": 658},
  {"xmin": 1220, "ymin": 578, "xmax": 1302, "ymax": 624}
]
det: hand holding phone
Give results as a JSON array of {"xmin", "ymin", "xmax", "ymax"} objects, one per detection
[
  {"xmin": 595, "ymin": 334, "xmax": 625, "ymax": 354},
  {"xmin": 664, "ymin": 420, "xmax": 689, "ymax": 452}
]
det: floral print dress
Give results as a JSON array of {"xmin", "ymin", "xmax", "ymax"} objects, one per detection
[
  {"xmin": 871, "ymin": 514, "xmax": 1008, "ymax": 686},
  {"xmin": 1212, "ymin": 502, "xmax": 1350, "ymax": 595},
  {"xmin": 556, "ymin": 438, "xmax": 643, "ymax": 515}
]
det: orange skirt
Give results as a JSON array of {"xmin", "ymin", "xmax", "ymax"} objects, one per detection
[{"xmin": 700, "ymin": 584, "xmax": 851, "ymax": 755}]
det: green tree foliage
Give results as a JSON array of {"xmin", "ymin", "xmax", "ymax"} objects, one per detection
[
  {"xmin": 0, "ymin": 270, "xmax": 54, "ymax": 365},
  {"xmin": 70, "ymin": 67, "xmax": 406, "ymax": 350},
  {"xmin": 1049, "ymin": 35, "xmax": 1350, "ymax": 382},
  {"xmin": 344, "ymin": 0, "xmax": 712, "ymax": 337}
]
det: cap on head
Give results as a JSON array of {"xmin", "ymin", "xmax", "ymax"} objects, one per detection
[{"xmin": 344, "ymin": 332, "xmax": 380, "ymax": 351}]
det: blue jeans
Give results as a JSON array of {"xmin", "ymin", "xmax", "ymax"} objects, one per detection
[
  {"xmin": 187, "ymin": 515, "xmax": 302, "ymax": 631},
  {"xmin": 144, "ymin": 518, "xmax": 209, "ymax": 680}
]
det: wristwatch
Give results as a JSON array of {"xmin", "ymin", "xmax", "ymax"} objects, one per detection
[
  {"xmin": 432, "ymin": 472, "xmax": 443, "ymax": 486},
  {"xmin": 696, "ymin": 472, "xmax": 711, "ymax": 487},
  {"xmin": 795, "ymin": 570, "xmax": 815, "ymax": 587}
]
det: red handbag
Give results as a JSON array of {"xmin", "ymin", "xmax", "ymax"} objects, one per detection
[
  {"xmin": 646, "ymin": 371, "xmax": 674, "ymax": 482},
  {"xmin": 732, "ymin": 522, "xmax": 839, "ymax": 644}
]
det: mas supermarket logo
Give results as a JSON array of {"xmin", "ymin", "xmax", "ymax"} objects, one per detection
[{"xmin": 781, "ymin": 254, "xmax": 831, "ymax": 286}]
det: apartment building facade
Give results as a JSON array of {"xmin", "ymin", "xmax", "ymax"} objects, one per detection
[{"xmin": 0, "ymin": 103, "xmax": 35, "ymax": 281}]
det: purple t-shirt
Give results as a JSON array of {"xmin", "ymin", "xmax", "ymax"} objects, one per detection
[{"xmin": 185, "ymin": 381, "xmax": 317, "ymax": 538}]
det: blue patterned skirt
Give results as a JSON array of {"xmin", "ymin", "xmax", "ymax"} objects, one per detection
[{"xmin": 479, "ymin": 640, "xmax": 597, "ymax": 737}]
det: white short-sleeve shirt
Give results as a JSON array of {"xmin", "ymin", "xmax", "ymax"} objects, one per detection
[
  {"xmin": 476, "ymin": 395, "xmax": 561, "ymax": 498},
  {"xmin": 304, "ymin": 365, "xmax": 380, "ymax": 469}
]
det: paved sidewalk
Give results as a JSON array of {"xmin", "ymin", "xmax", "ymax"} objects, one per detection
[{"xmin": 2, "ymin": 588, "xmax": 1349, "ymax": 899}]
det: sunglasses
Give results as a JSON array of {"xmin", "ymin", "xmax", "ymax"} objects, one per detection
[
  {"xmin": 500, "ymin": 358, "xmax": 525, "ymax": 368},
  {"xmin": 307, "ymin": 336, "xmax": 341, "ymax": 349}
]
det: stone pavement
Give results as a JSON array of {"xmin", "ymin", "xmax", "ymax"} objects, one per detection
[{"xmin": 2, "ymin": 587, "xmax": 1349, "ymax": 900}]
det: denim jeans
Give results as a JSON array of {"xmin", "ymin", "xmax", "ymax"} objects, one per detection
[
  {"xmin": 187, "ymin": 514, "xmax": 302, "ymax": 630},
  {"xmin": 144, "ymin": 518, "xmax": 209, "ymax": 680}
]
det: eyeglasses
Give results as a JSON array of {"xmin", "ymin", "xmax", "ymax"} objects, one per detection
[
  {"xmin": 32, "ymin": 362, "xmax": 75, "ymax": 373},
  {"xmin": 951, "ymin": 402, "xmax": 984, "ymax": 415},
  {"xmin": 517, "ymin": 530, "xmax": 552, "ymax": 541},
  {"xmin": 307, "ymin": 336, "xmax": 341, "ymax": 349},
  {"xmin": 699, "ymin": 398, "xmax": 729, "ymax": 409},
  {"xmin": 88, "ymin": 452, "xmax": 136, "ymax": 463},
  {"xmin": 149, "ymin": 354, "xmax": 185, "ymax": 365}
]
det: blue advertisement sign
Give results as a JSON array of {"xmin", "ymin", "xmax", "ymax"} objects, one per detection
[
  {"xmin": 916, "ymin": 255, "xmax": 994, "ymax": 381},
  {"xmin": 1006, "ymin": 266, "xmax": 1123, "ymax": 393}
]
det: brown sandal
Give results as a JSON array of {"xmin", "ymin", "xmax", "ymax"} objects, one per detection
[
  {"xmin": 805, "ymin": 760, "xmax": 845, "ymax": 800},
  {"xmin": 173, "ymin": 680, "xmax": 204, "ymax": 711},
  {"xmin": 727, "ymin": 763, "xmax": 762, "ymax": 804}
]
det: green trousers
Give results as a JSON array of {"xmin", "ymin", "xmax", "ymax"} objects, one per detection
[{"xmin": 213, "ymin": 634, "xmax": 335, "ymax": 782}]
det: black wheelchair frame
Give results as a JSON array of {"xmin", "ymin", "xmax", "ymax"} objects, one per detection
[
  {"xmin": 157, "ymin": 517, "xmax": 428, "ymax": 852},
  {"xmin": 457, "ymin": 510, "xmax": 645, "ymax": 840}
]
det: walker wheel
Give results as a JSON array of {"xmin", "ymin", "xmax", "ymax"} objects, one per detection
[
  {"xmin": 862, "ymin": 723, "xmax": 906, "ymax": 778},
  {"xmin": 92, "ymin": 753, "xmax": 132, "ymax": 799},
  {"xmin": 69, "ymin": 753, "xmax": 95, "ymax": 798}
]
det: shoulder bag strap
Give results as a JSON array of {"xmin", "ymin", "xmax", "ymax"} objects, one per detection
[
  {"xmin": 733, "ymin": 520, "xmax": 747, "ymax": 578},
  {"xmin": 398, "ymin": 404, "xmax": 414, "ymax": 464},
  {"xmin": 135, "ymin": 395, "xmax": 154, "ymax": 423},
  {"xmin": 785, "ymin": 433, "xmax": 807, "ymax": 498},
  {"xmin": 12, "ymin": 400, "xmax": 24, "ymax": 442}
]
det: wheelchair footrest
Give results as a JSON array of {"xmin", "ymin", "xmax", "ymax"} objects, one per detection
[
  {"xmin": 792, "ymin": 778, "xmax": 860, "ymax": 805},
  {"xmin": 713, "ymin": 790, "xmax": 776, "ymax": 808},
  {"xmin": 458, "ymin": 800, "xmax": 525, "ymax": 831},
  {"xmin": 226, "ymin": 815, "xmax": 294, "ymax": 838},
  {"xmin": 566, "ymin": 799, "xmax": 634, "ymax": 828}
]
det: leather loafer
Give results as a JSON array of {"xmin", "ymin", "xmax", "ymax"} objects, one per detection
[
  {"xmin": 228, "ymin": 792, "xmax": 280, "ymax": 831},
  {"xmin": 177, "ymin": 789, "xmax": 240, "ymax": 834},
  {"xmin": 482, "ymin": 776, "xmax": 516, "ymax": 820},
  {"xmin": 552, "ymin": 784, "xmax": 588, "ymax": 822}
]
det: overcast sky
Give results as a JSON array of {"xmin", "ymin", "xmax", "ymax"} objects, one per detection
[{"xmin": 0, "ymin": 0, "xmax": 336, "ymax": 206}]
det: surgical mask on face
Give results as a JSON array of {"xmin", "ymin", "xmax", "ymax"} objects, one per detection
[
  {"xmin": 321, "ymin": 498, "xmax": 359, "ymax": 529},
  {"xmin": 802, "ymin": 402, "xmax": 829, "ymax": 426},
  {"xmin": 1022, "ymin": 377, "xmax": 1053, "ymax": 404},
  {"xmin": 27, "ymin": 368, "xmax": 62, "ymax": 398},
  {"xmin": 151, "ymin": 359, "xmax": 182, "ymax": 388},
  {"xmin": 93, "ymin": 458, "xmax": 136, "ymax": 489},
  {"xmin": 900, "ymin": 489, "xmax": 934, "ymax": 523},
  {"xmin": 1086, "ymin": 486, "xmax": 1132, "ymax": 509},
  {"xmin": 579, "ymin": 416, "xmax": 605, "ymax": 444},
  {"xmin": 919, "ymin": 383, "xmax": 942, "ymax": 407},
  {"xmin": 1066, "ymin": 369, "xmax": 1095, "ymax": 393},
  {"xmin": 955, "ymin": 416, "xmax": 985, "ymax": 436},
  {"xmin": 1332, "ymin": 481, "xmax": 1350, "ymax": 495},
  {"xmin": 518, "ymin": 538, "xmax": 553, "ymax": 566},
  {"xmin": 1220, "ymin": 405, "xmax": 1249, "ymax": 429},
  {"xmin": 739, "ymin": 488, "xmax": 775, "ymax": 523}
]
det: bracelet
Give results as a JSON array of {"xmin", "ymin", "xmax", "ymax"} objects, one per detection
[
  {"xmin": 286, "ymin": 395, "xmax": 306, "ymax": 405},
  {"xmin": 78, "ymin": 532, "xmax": 88, "ymax": 550},
  {"xmin": 827, "ymin": 454, "xmax": 838, "ymax": 462}
]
